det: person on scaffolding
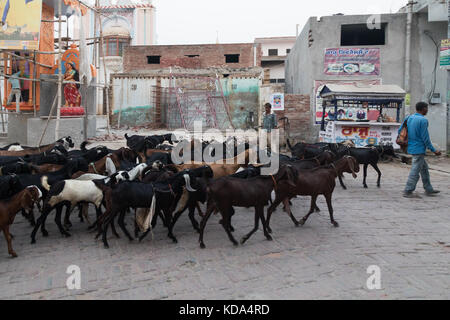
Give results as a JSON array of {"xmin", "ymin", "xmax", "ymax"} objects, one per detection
[
  {"xmin": 6, "ymin": 68, "xmax": 22, "ymax": 112},
  {"xmin": 63, "ymin": 62, "xmax": 81, "ymax": 107}
]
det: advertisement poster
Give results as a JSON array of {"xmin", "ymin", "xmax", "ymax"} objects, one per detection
[
  {"xmin": 324, "ymin": 48, "xmax": 381, "ymax": 76},
  {"xmin": 0, "ymin": 0, "xmax": 42, "ymax": 50},
  {"xmin": 335, "ymin": 124, "xmax": 400, "ymax": 148},
  {"xmin": 314, "ymin": 79, "xmax": 381, "ymax": 124},
  {"xmin": 271, "ymin": 92, "xmax": 284, "ymax": 111},
  {"xmin": 440, "ymin": 39, "xmax": 450, "ymax": 69}
]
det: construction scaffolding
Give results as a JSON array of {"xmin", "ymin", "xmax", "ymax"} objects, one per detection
[
  {"xmin": 163, "ymin": 73, "xmax": 235, "ymax": 131},
  {"xmin": 0, "ymin": 0, "xmax": 110, "ymax": 144}
]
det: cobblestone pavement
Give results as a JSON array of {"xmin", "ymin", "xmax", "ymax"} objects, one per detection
[{"xmin": 0, "ymin": 152, "xmax": 449, "ymax": 299}]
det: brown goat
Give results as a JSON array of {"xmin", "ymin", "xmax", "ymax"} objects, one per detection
[
  {"xmin": 198, "ymin": 165, "xmax": 298, "ymax": 249},
  {"xmin": 175, "ymin": 149, "xmax": 252, "ymax": 178},
  {"xmin": 266, "ymin": 156, "xmax": 360, "ymax": 232},
  {"xmin": 0, "ymin": 186, "xmax": 42, "ymax": 258},
  {"xmin": 71, "ymin": 148, "xmax": 137, "ymax": 178}
]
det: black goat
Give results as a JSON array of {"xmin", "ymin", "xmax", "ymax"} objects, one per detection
[
  {"xmin": 166, "ymin": 165, "xmax": 214, "ymax": 243},
  {"xmin": 336, "ymin": 145, "xmax": 396, "ymax": 188},
  {"xmin": 94, "ymin": 170, "xmax": 198, "ymax": 248}
]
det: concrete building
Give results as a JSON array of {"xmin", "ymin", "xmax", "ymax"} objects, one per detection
[
  {"xmin": 73, "ymin": 0, "xmax": 156, "ymax": 114},
  {"xmin": 286, "ymin": 2, "xmax": 449, "ymax": 151},
  {"xmin": 254, "ymin": 36, "xmax": 296, "ymax": 84}
]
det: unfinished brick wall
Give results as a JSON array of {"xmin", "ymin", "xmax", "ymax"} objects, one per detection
[
  {"xmin": 123, "ymin": 43, "xmax": 262, "ymax": 72},
  {"xmin": 274, "ymin": 94, "xmax": 318, "ymax": 143}
]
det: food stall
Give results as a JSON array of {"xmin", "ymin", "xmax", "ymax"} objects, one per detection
[{"xmin": 318, "ymin": 84, "xmax": 406, "ymax": 149}]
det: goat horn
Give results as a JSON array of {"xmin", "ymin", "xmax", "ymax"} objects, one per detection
[{"xmin": 183, "ymin": 174, "xmax": 197, "ymax": 192}]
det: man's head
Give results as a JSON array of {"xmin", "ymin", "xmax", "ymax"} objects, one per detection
[
  {"xmin": 265, "ymin": 103, "xmax": 272, "ymax": 114},
  {"xmin": 416, "ymin": 102, "xmax": 428, "ymax": 116}
]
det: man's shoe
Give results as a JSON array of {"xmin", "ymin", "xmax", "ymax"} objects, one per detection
[
  {"xmin": 403, "ymin": 192, "xmax": 421, "ymax": 199},
  {"xmin": 425, "ymin": 190, "xmax": 440, "ymax": 196}
]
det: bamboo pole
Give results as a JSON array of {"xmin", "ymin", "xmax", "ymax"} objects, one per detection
[
  {"xmin": 32, "ymin": 52, "xmax": 37, "ymax": 117},
  {"xmin": 0, "ymin": 73, "xmax": 4, "ymax": 133},
  {"xmin": 55, "ymin": 0, "xmax": 63, "ymax": 141},
  {"xmin": 97, "ymin": 4, "xmax": 111, "ymax": 136}
]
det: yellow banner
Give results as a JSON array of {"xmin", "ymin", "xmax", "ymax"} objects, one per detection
[{"xmin": 0, "ymin": 0, "xmax": 42, "ymax": 50}]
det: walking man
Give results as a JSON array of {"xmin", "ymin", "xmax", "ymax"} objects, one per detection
[
  {"xmin": 7, "ymin": 68, "xmax": 21, "ymax": 112},
  {"xmin": 400, "ymin": 102, "xmax": 441, "ymax": 198},
  {"xmin": 262, "ymin": 103, "xmax": 277, "ymax": 149}
]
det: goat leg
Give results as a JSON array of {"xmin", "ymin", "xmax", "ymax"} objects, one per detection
[
  {"xmin": 220, "ymin": 209, "xmax": 238, "ymax": 247},
  {"xmin": 3, "ymin": 226, "xmax": 17, "ymax": 258},
  {"xmin": 363, "ymin": 164, "xmax": 369, "ymax": 188},
  {"xmin": 199, "ymin": 202, "xmax": 215, "ymax": 249},
  {"xmin": 55, "ymin": 206, "xmax": 71, "ymax": 237},
  {"xmin": 282, "ymin": 197, "xmax": 299, "ymax": 227},
  {"xmin": 325, "ymin": 193, "xmax": 339, "ymax": 227},
  {"xmin": 300, "ymin": 195, "xmax": 318, "ymax": 226},
  {"xmin": 338, "ymin": 173, "xmax": 347, "ymax": 190},
  {"xmin": 241, "ymin": 207, "xmax": 260, "ymax": 245}
]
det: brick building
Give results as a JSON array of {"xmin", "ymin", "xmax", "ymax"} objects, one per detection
[{"xmin": 123, "ymin": 43, "xmax": 262, "ymax": 72}]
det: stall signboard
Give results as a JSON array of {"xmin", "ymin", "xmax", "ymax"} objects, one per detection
[
  {"xmin": 271, "ymin": 93, "xmax": 284, "ymax": 111},
  {"xmin": 0, "ymin": 0, "xmax": 42, "ymax": 50},
  {"xmin": 334, "ymin": 124, "xmax": 400, "ymax": 148},
  {"xmin": 324, "ymin": 48, "xmax": 380, "ymax": 76},
  {"xmin": 314, "ymin": 79, "xmax": 381, "ymax": 124},
  {"xmin": 440, "ymin": 39, "xmax": 450, "ymax": 69}
]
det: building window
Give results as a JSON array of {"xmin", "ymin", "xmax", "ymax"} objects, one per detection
[
  {"xmin": 286, "ymin": 49, "xmax": 291, "ymax": 54},
  {"xmin": 185, "ymin": 55, "xmax": 199, "ymax": 58},
  {"xmin": 270, "ymin": 79, "xmax": 277, "ymax": 84},
  {"xmin": 225, "ymin": 54, "xmax": 240, "ymax": 63},
  {"xmin": 277, "ymin": 79, "xmax": 285, "ymax": 83},
  {"xmin": 103, "ymin": 37, "xmax": 130, "ymax": 57},
  {"xmin": 147, "ymin": 56, "xmax": 161, "ymax": 64},
  {"xmin": 341, "ymin": 23, "xmax": 387, "ymax": 46},
  {"xmin": 268, "ymin": 49, "xmax": 278, "ymax": 56}
]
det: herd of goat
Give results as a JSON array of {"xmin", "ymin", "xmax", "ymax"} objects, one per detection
[{"xmin": 0, "ymin": 133, "xmax": 397, "ymax": 257}]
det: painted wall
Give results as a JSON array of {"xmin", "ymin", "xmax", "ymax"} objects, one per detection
[
  {"xmin": 286, "ymin": 13, "xmax": 448, "ymax": 150},
  {"xmin": 111, "ymin": 75, "xmax": 261, "ymax": 130},
  {"xmin": 111, "ymin": 76, "xmax": 158, "ymax": 127}
]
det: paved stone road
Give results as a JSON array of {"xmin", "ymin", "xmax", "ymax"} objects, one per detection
[{"xmin": 0, "ymin": 156, "xmax": 449, "ymax": 299}]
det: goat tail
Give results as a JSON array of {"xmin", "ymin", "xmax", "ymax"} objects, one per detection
[
  {"xmin": 124, "ymin": 133, "xmax": 129, "ymax": 140},
  {"xmin": 80, "ymin": 141, "xmax": 89, "ymax": 151},
  {"xmin": 41, "ymin": 176, "xmax": 51, "ymax": 191},
  {"xmin": 286, "ymin": 138, "xmax": 294, "ymax": 151}
]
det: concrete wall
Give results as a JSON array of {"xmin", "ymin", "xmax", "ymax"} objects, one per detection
[
  {"xmin": 123, "ymin": 43, "xmax": 262, "ymax": 72},
  {"xmin": 257, "ymin": 39, "xmax": 296, "ymax": 57},
  {"xmin": 8, "ymin": 114, "xmax": 96, "ymax": 147},
  {"xmin": 286, "ymin": 13, "xmax": 448, "ymax": 150},
  {"xmin": 111, "ymin": 76, "xmax": 158, "ymax": 128}
]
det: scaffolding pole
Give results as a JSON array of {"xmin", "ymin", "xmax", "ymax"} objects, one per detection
[
  {"xmin": 97, "ymin": 2, "xmax": 111, "ymax": 136},
  {"xmin": 55, "ymin": 0, "xmax": 63, "ymax": 141}
]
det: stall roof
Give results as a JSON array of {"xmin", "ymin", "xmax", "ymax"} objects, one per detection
[{"xmin": 320, "ymin": 84, "xmax": 406, "ymax": 99}]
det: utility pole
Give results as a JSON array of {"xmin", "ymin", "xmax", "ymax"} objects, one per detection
[
  {"xmin": 447, "ymin": 0, "xmax": 450, "ymax": 151},
  {"xmin": 404, "ymin": 0, "xmax": 414, "ymax": 119}
]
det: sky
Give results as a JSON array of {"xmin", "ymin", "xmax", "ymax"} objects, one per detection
[{"xmin": 151, "ymin": 0, "xmax": 408, "ymax": 45}]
